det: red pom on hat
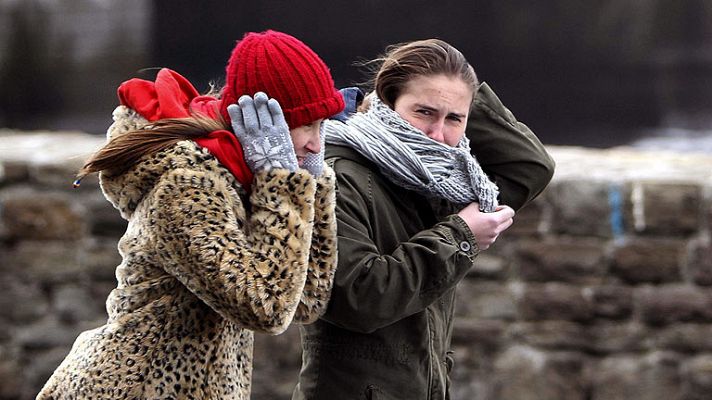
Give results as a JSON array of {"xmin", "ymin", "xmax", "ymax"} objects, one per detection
[{"xmin": 219, "ymin": 30, "xmax": 344, "ymax": 128}]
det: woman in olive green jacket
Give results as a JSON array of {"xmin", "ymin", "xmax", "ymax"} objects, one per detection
[{"xmin": 293, "ymin": 39, "xmax": 555, "ymax": 400}]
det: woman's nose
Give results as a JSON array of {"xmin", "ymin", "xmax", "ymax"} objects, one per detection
[
  {"xmin": 425, "ymin": 120, "xmax": 445, "ymax": 144},
  {"xmin": 306, "ymin": 127, "xmax": 322, "ymax": 154}
]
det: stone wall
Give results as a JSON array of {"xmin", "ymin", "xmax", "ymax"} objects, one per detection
[{"xmin": 1, "ymin": 131, "xmax": 712, "ymax": 400}]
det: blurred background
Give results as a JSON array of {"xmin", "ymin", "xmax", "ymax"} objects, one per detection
[
  {"xmin": 2, "ymin": 1, "xmax": 712, "ymax": 400},
  {"xmin": 1, "ymin": 0, "xmax": 711, "ymax": 149}
]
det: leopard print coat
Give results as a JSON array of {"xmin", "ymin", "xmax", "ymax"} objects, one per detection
[{"xmin": 37, "ymin": 106, "xmax": 338, "ymax": 399}]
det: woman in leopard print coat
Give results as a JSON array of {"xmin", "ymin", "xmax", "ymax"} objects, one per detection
[{"xmin": 37, "ymin": 30, "xmax": 343, "ymax": 399}]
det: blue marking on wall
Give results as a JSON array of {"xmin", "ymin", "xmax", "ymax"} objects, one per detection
[{"xmin": 609, "ymin": 184, "xmax": 625, "ymax": 242}]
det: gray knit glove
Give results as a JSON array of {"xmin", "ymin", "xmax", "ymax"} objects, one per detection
[
  {"xmin": 227, "ymin": 92, "xmax": 298, "ymax": 172},
  {"xmin": 301, "ymin": 124, "xmax": 325, "ymax": 176}
]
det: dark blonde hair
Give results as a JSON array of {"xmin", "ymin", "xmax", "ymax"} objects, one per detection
[
  {"xmin": 76, "ymin": 114, "xmax": 228, "ymax": 181},
  {"xmin": 370, "ymin": 39, "xmax": 479, "ymax": 108}
]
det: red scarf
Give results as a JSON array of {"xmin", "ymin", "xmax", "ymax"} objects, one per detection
[{"xmin": 117, "ymin": 68, "xmax": 253, "ymax": 190}]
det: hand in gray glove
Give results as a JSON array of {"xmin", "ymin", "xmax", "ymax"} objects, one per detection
[
  {"xmin": 301, "ymin": 124, "xmax": 325, "ymax": 176},
  {"xmin": 227, "ymin": 92, "xmax": 298, "ymax": 172}
]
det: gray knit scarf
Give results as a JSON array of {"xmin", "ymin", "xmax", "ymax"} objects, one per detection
[{"xmin": 324, "ymin": 95, "xmax": 499, "ymax": 211}]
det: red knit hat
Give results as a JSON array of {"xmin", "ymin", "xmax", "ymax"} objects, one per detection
[{"xmin": 219, "ymin": 30, "xmax": 344, "ymax": 129}]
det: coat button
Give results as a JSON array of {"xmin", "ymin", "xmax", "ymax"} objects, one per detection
[{"xmin": 459, "ymin": 241, "xmax": 471, "ymax": 252}]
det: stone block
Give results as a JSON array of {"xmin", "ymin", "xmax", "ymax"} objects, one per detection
[
  {"xmin": 466, "ymin": 252, "xmax": 509, "ymax": 280},
  {"xmin": 450, "ymin": 370, "xmax": 494, "ymax": 400},
  {"xmin": 82, "ymin": 190, "xmax": 127, "ymax": 236},
  {"xmin": 0, "ymin": 344, "xmax": 23, "ymax": 399},
  {"xmin": 451, "ymin": 323, "xmax": 504, "ymax": 379},
  {"xmin": 591, "ymin": 352, "xmax": 682, "ymax": 400},
  {"xmin": 507, "ymin": 321, "xmax": 593, "ymax": 352},
  {"xmin": 681, "ymin": 355, "xmax": 712, "ymax": 400},
  {"xmin": 516, "ymin": 238, "xmax": 607, "ymax": 284},
  {"xmin": 625, "ymin": 182, "xmax": 701, "ymax": 236},
  {"xmin": 14, "ymin": 315, "xmax": 87, "ymax": 351},
  {"xmin": 91, "ymin": 281, "xmax": 117, "ymax": 306},
  {"xmin": 688, "ymin": 241, "xmax": 712, "ymax": 286},
  {"xmin": 52, "ymin": 283, "xmax": 107, "ymax": 324},
  {"xmin": 0, "ymin": 278, "xmax": 49, "ymax": 323},
  {"xmin": 517, "ymin": 283, "xmax": 594, "ymax": 322},
  {"xmin": 3, "ymin": 131, "xmax": 103, "ymax": 190},
  {"xmin": 0, "ymin": 317, "xmax": 11, "ymax": 341},
  {"xmin": 506, "ymin": 196, "xmax": 547, "ymax": 236},
  {"xmin": 451, "ymin": 344, "xmax": 498, "ymax": 374},
  {"xmin": 548, "ymin": 180, "xmax": 613, "ymax": 237},
  {"xmin": 589, "ymin": 322, "xmax": 649, "ymax": 354},
  {"xmin": 587, "ymin": 285, "xmax": 634, "ymax": 319},
  {"xmin": 637, "ymin": 284, "xmax": 712, "ymax": 325},
  {"xmin": 611, "ymin": 238, "xmax": 686, "ymax": 284},
  {"xmin": 0, "ymin": 161, "xmax": 29, "ymax": 184},
  {"xmin": 452, "ymin": 319, "xmax": 506, "ymax": 351},
  {"xmin": 0, "ymin": 215, "xmax": 7, "ymax": 241},
  {"xmin": 493, "ymin": 346, "xmax": 588, "ymax": 400},
  {"xmin": 480, "ymin": 235, "xmax": 512, "ymax": 258},
  {"xmin": 28, "ymin": 161, "xmax": 85, "ymax": 189},
  {"xmin": 1, "ymin": 187, "xmax": 87, "ymax": 240},
  {"xmin": 22, "ymin": 346, "xmax": 73, "ymax": 398},
  {"xmin": 4, "ymin": 240, "xmax": 83, "ymax": 283},
  {"xmin": 78, "ymin": 237, "xmax": 121, "ymax": 281},
  {"xmin": 251, "ymin": 325, "xmax": 301, "ymax": 399},
  {"xmin": 253, "ymin": 324, "xmax": 302, "ymax": 370},
  {"xmin": 455, "ymin": 281, "xmax": 517, "ymax": 321},
  {"xmin": 654, "ymin": 323, "xmax": 712, "ymax": 352}
]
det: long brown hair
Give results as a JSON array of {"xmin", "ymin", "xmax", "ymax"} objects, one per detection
[
  {"xmin": 76, "ymin": 114, "xmax": 228, "ymax": 181},
  {"xmin": 367, "ymin": 39, "xmax": 479, "ymax": 108}
]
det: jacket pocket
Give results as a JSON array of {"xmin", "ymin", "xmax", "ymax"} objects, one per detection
[{"xmin": 365, "ymin": 384, "xmax": 382, "ymax": 400}]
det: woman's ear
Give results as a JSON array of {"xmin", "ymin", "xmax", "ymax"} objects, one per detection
[{"xmin": 357, "ymin": 92, "xmax": 376, "ymax": 113}]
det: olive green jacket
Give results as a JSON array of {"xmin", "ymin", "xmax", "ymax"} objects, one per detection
[{"xmin": 293, "ymin": 83, "xmax": 555, "ymax": 400}]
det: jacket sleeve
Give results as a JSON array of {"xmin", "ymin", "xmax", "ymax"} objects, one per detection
[
  {"xmin": 467, "ymin": 82, "xmax": 555, "ymax": 211},
  {"xmin": 293, "ymin": 164, "xmax": 338, "ymax": 324},
  {"xmin": 321, "ymin": 164, "xmax": 478, "ymax": 333},
  {"xmin": 150, "ymin": 167, "xmax": 316, "ymax": 334}
]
